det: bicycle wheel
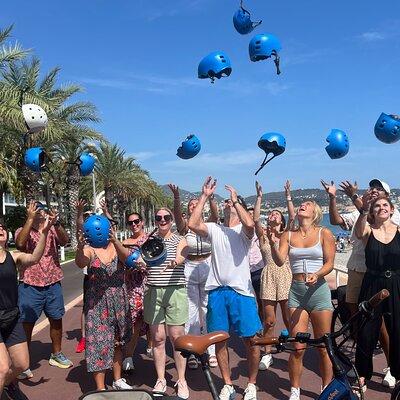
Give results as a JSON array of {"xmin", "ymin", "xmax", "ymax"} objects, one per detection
[
  {"xmin": 391, "ymin": 383, "xmax": 400, "ymax": 400},
  {"xmin": 335, "ymin": 352, "xmax": 365, "ymax": 400},
  {"xmin": 331, "ymin": 307, "xmax": 356, "ymax": 360}
]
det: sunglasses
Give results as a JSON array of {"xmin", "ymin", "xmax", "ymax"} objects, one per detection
[
  {"xmin": 127, "ymin": 219, "xmax": 141, "ymax": 226},
  {"xmin": 155, "ymin": 214, "xmax": 172, "ymax": 223},
  {"xmin": 370, "ymin": 186, "xmax": 385, "ymax": 192}
]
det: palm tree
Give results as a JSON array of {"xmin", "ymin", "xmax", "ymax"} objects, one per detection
[
  {"xmin": 0, "ymin": 25, "xmax": 28, "ymax": 69},
  {"xmin": 0, "ymin": 58, "xmax": 100, "ymax": 202}
]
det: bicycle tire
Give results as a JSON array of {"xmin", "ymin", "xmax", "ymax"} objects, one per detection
[
  {"xmin": 330, "ymin": 307, "xmax": 356, "ymax": 360},
  {"xmin": 391, "ymin": 383, "xmax": 400, "ymax": 400}
]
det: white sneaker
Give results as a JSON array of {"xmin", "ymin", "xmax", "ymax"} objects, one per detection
[
  {"xmin": 122, "ymin": 357, "xmax": 135, "ymax": 371},
  {"xmin": 112, "ymin": 378, "xmax": 133, "ymax": 390},
  {"xmin": 259, "ymin": 354, "xmax": 273, "ymax": 370},
  {"xmin": 219, "ymin": 384, "xmax": 236, "ymax": 400},
  {"xmin": 243, "ymin": 383, "xmax": 257, "ymax": 400},
  {"xmin": 17, "ymin": 368, "xmax": 33, "ymax": 380},
  {"xmin": 383, "ymin": 367, "xmax": 396, "ymax": 388},
  {"xmin": 289, "ymin": 387, "xmax": 300, "ymax": 400}
]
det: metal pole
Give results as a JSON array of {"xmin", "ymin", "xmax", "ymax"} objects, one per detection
[{"xmin": 92, "ymin": 172, "xmax": 96, "ymax": 213}]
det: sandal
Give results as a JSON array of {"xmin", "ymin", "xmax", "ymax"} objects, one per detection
[
  {"xmin": 188, "ymin": 354, "xmax": 198, "ymax": 370},
  {"xmin": 209, "ymin": 355, "xmax": 218, "ymax": 368}
]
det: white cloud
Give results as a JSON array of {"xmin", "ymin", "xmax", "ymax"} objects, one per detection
[
  {"xmin": 130, "ymin": 151, "xmax": 159, "ymax": 161},
  {"xmin": 357, "ymin": 31, "xmax": 386, "ymax": 42}
]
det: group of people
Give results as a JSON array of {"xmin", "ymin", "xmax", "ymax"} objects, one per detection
[{"xmin": 0, "ymin": 176, "xmax": 399, "ymax": 400}]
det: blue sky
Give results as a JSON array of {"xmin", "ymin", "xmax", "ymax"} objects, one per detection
[{"xmin": 2, "ymin": 0, "xmax": 400, "ymax": 196}]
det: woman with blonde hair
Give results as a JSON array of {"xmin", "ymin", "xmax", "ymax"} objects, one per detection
[
  {"xmin": 143, "ymin": 207, "xmax": 189, "ymax": 399},
  {"xmin": 269, "ymin": 200, "xmax": 335, "ymax": 400}
]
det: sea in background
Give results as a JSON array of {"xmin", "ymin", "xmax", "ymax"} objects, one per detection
[{"xmin": 322, "ymin": 213, "xmax": 348, "ymax": 237}]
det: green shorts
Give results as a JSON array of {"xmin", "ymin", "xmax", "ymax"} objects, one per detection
[
  {"xmin": 288, "ymin": 280, "xmax": 333, "ymax": 313},
  {"xmin": 143, "ymin": 285, "xmax": 189, "ymax": 326}
]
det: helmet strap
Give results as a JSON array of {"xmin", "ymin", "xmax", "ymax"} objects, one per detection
[
  {"xmin": 273, "ymin": 52, "xmax": 281, "ymax": 75},
  {"xmin": 255, "ymin": 153, "xmax": 277, "ymax": 175}
]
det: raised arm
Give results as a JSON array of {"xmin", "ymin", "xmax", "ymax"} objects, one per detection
[
  {"xmin": 339, "ymin": 180, "xmax": 363, "ymax": 212},
  {"xmin": 188, "ymin": 177, "xmax": 217, "ymax": 238},
  {"xmin": 284, "ymin": 180, "xmax": 296, "ymax": 230},
  {"xmin": 100, "ymin": 198, "xmax": 113, "ymax": 220},
  {"xmin": 321, "ymin": 180, "xmax": 345, "ymax": 227},
  {"xmin": 254, "ymin": 181, "xmax": 265, "ymax": 244},
  {"xmin": 354, "ymin": 191, "xmax": 373, "ymax": 241},
  {"xmin": 75, "ymin": 230, "xmax": 92, "ymax": 269},
  {"xmin": 49, "ymin": 209, "xmax": 69, "ymax": 246},
  {"xmin": 225, "ymin": 185, "xmax": 254, "ymax": 239},
  {"xmin": 13, "ymin": 214, "xmax": 55, "ymax": 268},
  {"xmin": 168, "ymin": 184, "xmax": 187, "ymax": 235},
  {"xmin": 268, "ymin": 229, "xmax": 289, "ymax": 267},
  {"xmin": 110, "ymin": 228, "xmax": 130, "ymax": 265},
  {"xmin": 15, "ymin": 201, "xmax": 39, "ymax": 251}
]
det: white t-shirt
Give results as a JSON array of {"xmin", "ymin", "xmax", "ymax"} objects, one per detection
[
  {"xmin": 205, "ymin": 222, "xmax": 254, "ymax": 297},
  {"xmin": 341, "ymin": 208, "xmax": 400, "ymax": 272}
]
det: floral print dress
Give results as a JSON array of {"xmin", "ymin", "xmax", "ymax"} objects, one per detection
[{"xmin": 84, "ymin": 253, "xmax": 132, "ymax": 373}]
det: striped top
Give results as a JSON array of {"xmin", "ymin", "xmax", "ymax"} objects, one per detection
[{"xmin": 146, "ymin": 233, "xmax": 186, "ymax": 287}]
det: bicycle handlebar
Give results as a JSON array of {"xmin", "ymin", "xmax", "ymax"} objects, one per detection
[{"xmin": 250, "ymin": 289, "xmax": 390, "ymax": 347}]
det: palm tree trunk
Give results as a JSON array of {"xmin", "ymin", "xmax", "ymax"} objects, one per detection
[{"xmin": 66, "ymin": 166, "xmax": 80, "ymax": 249}]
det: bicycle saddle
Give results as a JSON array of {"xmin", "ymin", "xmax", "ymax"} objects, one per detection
[{"xmin": 175, "ymin": 331, "xmax": 230, "ymax": 356}]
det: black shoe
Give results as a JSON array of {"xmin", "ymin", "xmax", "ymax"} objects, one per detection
[{"xmin": 3, "ymin": 383, "xmax": 29, "ymax": 400}]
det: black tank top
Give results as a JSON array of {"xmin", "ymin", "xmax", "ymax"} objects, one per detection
[
  {"xmin": 365, "ymin": 230, "xmax": 400, "ymax": 273},
  {"xmin": 0, "ymin": 252, "xmax": 18, "ymax": 310}
]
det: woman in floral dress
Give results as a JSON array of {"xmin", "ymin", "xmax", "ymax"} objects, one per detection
[
  {"xmin": 75, "ymin": 227, "xmax": 133, "ymax": 391},
  {"xmin": 121, "ymin": 211, "xmax": 152, "ymax": 371}
]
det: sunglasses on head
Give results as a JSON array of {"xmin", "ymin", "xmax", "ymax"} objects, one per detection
[
  {"xmin": 127, "ymin": 218, "xmax": 141, "ymax": 226},
  {"xmin": 155, "ymin": 214, "xmax": 172, "ymax": 222}
]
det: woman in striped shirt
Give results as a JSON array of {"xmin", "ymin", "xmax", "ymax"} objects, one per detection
[{"xmin": 143, "ymin": 207, "xmax": 189, "ymax": 399}]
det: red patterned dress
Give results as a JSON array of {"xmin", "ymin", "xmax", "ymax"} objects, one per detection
[{"xmin": 124, "ymin": 234, "xmax": 148, "ymax": 335}]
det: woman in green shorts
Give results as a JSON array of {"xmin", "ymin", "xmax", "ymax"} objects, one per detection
[
  {"xmin": 143, "ymin": 208, "xmax": 189, "ymax": 399},
  {"xmin": 269, "ymin": 200, "xmax": 335, "ymax": 400}
]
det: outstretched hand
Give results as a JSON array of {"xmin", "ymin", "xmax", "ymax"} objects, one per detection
[
  {"xmin": 339, "ymin": 181, "xmax": 358, "ymax": 198},
  {"xmin": 168, "ymin": 184, "xmax": 180, "ymax": 198},
  {"xmin": 202, "ymin": 176, "xmax": 217, "ymax": 197},
  {"xmin": 284, "ymin": 180, "xmax": 291, "ymax": 196},
  {"xmin": 361, "ymin": 190, "xmax": 374, "ymax": 211},
  {"xmin": 27, "ymin": 200, "xmax": 39, "ymax": 221},
  {"xmin": 76, "ymin": 199, "xmax": 87, "ymax": 215},
  {"xmin": 39, "ymin": 214, "xmax": 56, "ymax": 234},
  {"xmin": 321, "ymin": 180, "xmax": 336, "ymax": 198},
  {"xmin": 225, "ymin": 184, "xmax": 238, "ymax": 203}
]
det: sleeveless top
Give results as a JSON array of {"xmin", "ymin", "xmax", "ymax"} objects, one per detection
[
  {"xmin": 365, "ymin": 230, "xmax": 400, "ymax": 273},
  {"xmin": 0, "ymin": 252, "xmax": 18, "ymax": 310},
  {"xmin": 185, "ymin": 230, "xmax": 212, "ymax": 256},
  {"xmin": 288, "ymin": 228, "xmax": 324, "ymax": 275}
]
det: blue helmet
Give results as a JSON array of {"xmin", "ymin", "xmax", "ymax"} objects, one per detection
[
  {"xmin": 141, "ymin": 237, "xmax": 167, "ymax": 267},
  {"xmin": 125, "ymin": 248, "xmax": 141, "ymax": 269},
  {"xmin": 198, "ymin": 52, "xmax": 232, "ymax": 83},
  {"xmin": 83, "ymin": 214, "xmax": 111, "ymax": 248},
  {"xmin": 258, "ymin": 132, "xmax": 286, "ymax": 156},
  {"xmin": 374, "ymin": 113, "xmax": 400, "ymax": 144},
  {"xmin": 249, "ymin": 33, "xmax": 282, "ymax": 74},
  {"xmin": 255, "ymin": 132, "xmax": 286, "ymax": 175},
  {"xmin": 78, "ymin": 153, "xmax": 95, "ymax": 176},
  {"xmin": 177, "ymin": 134, "xmax": 201, "ymax": 159},
  {"xmin": 24, "ymin": 147, "xmax": 46, "ymax": 172},
  {"xmin": 325, "ymin": 129, "xmax": 349, "ymax": 159},
  {"xmin": 233, "ymin": 4, "xmax": 261, "ymax": 35}
]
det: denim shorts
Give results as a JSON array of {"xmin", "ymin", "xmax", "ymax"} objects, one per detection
[
  {"xmin": 18, "ymin": 282, "xmax": 65, "ymax": 323},
  {"xmin": 207, "ymin": 286, "xmax": 262, "ymax": 337},
  {"xmin": 288, "ymin": 280, "xmax": 333, "ymax": 313}
]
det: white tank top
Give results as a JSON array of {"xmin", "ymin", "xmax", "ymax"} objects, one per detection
[
  {"xmin": 185, "ymin": 230, "xmax": 212, "ymax": 256},
  {"xmin": 288, "ymin": 228, "xmax": 324, "ymax": 275}
]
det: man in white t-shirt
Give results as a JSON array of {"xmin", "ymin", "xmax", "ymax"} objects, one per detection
[
  {"xmin": 189, "ymin": 177, "xmax": 262, "ymax": 400},
  {"xmin": 322, "ymin": 178, "xmax": 399, "ymax": 388}
]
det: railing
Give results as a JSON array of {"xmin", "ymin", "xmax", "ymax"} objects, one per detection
[{"xmin": 333, "ymin": 264, "xmax": 348, "ymax": 288}]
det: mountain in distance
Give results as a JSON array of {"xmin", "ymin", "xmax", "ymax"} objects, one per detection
[{"xmin": 162, "ymin": 185, "xmax": 400, "ymax": 209}]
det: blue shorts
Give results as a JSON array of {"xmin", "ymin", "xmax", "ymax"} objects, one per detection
[
  {"xmin": 18, "ymin": 282, "xmax": 65, "ymax": 323},
  {"xmin": 207, "ymin": 286, "xmax": 262, "ymax": 337}
]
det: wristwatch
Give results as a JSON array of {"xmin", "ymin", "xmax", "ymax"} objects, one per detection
[{"xmin": 351, "ymin": 194, "xmax": 359, "ymax": 202}]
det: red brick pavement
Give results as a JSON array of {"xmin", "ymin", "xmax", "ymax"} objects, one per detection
[{"xmin": 18, "ymin": 299, "xmax": 392, "ymax": 400}]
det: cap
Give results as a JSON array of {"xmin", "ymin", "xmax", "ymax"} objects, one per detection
[{"xmin": 369, "ymin": 179, "xmax": 390, "ymax": 195}]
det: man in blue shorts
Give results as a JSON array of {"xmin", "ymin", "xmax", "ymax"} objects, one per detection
[{"xmin": 189, "ymin": 177, "xmax": 262, "ymax": 400}]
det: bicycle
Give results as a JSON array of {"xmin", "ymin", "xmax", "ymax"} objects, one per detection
[
  {"xmin": 251, "ymin": 289, "xmax": 389, "ymax": 400},
  {"xmin": 78, "ymin": 289, "xmax": 388, "ymax": 400}
]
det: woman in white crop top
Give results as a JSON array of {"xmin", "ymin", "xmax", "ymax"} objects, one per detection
[
  {"xmin": 269, "ymin": 200, "xmax": 335, "ymax": 400},
  {"xmin": 168, "ymin": 184, "xmax": 219, "ymax": 369}
]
